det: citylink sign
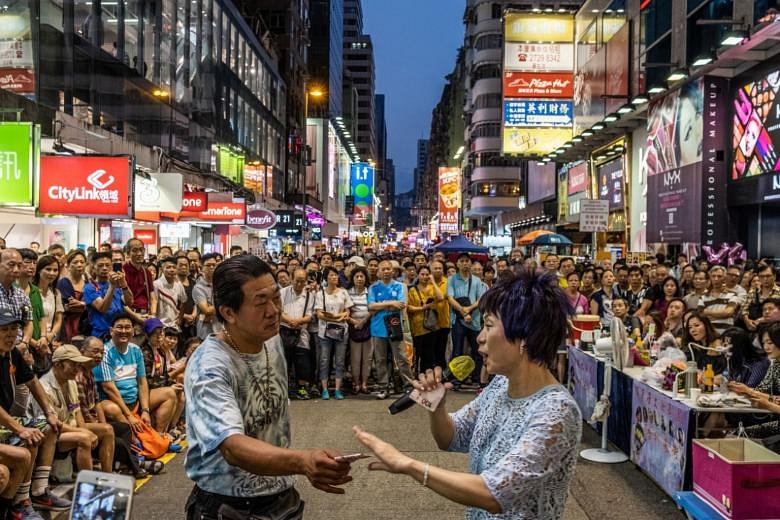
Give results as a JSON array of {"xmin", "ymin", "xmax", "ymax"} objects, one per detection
[
  {"xmin": 0, "ymin": 122, "xmax": 38, "ymax": 206},
  {"xmin": 38, "ymin": 156, "xmax": 132, "ymax": 217}
]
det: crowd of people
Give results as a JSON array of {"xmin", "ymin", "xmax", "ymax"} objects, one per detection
[{"xmin": 0, "ymin": 234, "xmax": 779, "ymax": 518}]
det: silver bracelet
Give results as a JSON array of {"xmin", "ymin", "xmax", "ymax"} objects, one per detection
[{"xmin": 422, "ymin": 463, "xmax": 430, "ymax": 487}]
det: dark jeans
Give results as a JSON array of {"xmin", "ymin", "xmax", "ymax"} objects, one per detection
[
  {"xmin": 413, "ymin": 331, "xmax": 437, "ymax": 373},
  {"xmin": 433, "ymin": 328, "xmax": 450, "ymax": 370},
  {"xmin": 283, "ymin": 343, "xmax": 312, "ymax": 387},
  {"xmin": 450, "ymin": 320, "xmax": 483, "ymax": 380},
  {"xmin": 186, "ymin": 486, "xmax": 303, "ymax": 520}
]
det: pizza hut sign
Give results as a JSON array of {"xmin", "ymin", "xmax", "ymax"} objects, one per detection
[{"xmin": 245, "ymin": 209, "xmax": 277, "ymax": 230}]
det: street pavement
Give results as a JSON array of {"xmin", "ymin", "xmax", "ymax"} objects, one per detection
[{"xmin": 132, "ymin": 391, "xmax": 684, "ymax": 519}]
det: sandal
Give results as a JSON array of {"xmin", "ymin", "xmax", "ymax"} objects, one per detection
[{"xmin": 139, "ymin": 460, "xmax": 164, "ymax": 475}]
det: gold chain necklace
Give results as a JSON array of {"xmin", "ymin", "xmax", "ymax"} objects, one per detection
[{"xmin": 223, "ymin": 329, "xmax": 274, "ymax": 423}]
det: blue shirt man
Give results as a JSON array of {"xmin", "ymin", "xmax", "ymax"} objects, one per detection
[
  {"xmin": 447, "ymin": 268, "xmax": 487, "ymax": 331},
  {"xmin": 368, "ymin": 277, "xmax": 407, "ymax": 338},
  {"xmin": 83, "ymin": 252, "xmax": 133, "ymax": 339}
]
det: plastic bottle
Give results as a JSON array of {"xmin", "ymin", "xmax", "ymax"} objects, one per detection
[{"xmin": 702, "ymin": 363, "xmax": 715, "ymax": 393}]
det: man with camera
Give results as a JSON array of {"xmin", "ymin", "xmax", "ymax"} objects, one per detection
[{"xmin": 83, "ymin": 253, "xmax": 133, "ymax": 340}]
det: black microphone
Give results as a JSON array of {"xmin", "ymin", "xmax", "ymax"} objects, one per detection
[{"xmin": 388, "ymin": 356, "xmax": 476, "ymax": 415}]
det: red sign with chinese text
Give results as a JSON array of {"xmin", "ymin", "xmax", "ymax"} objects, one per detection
[
  {"xmin": 38, "ymin": 156, "xmax": 132, "ymax": 217},
  {"xmin": 133, "ymin": 229, "xmax": 158, "ymax": 246},
  {"xmin": 503, "ymin": 72, "xmax": 574, "ymax": 99}
]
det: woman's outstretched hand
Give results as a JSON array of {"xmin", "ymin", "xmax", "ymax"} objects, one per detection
[{"xmin": 353, "ymin": 426, "xmax": 414, "ymax": 474}]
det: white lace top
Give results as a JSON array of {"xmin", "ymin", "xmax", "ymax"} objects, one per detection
[{"xmin": 449, "ymin": 378, "xmax": 582, "ymax": 519}]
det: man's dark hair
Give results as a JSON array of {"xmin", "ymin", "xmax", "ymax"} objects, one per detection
[
  {"xmin": 91, "ymin": 251, "xmax": 112, "ymax": 263},
  {"xmin": 403, "ymin": 261, "xmax": 415, "ymax": 269},
  {"xmin": 47, "ymin": 243, "xmax": 65, "ymax": 254},
  {"xmin": 457, "ymin": 253, "xmax": 471, "ymax": 262},
  {"xmin": 479, "ymin": 269, "xmax": 571, "ymax": 369},
  {"xmin": 17, "ymin": 248, "xmax": 37, "ymax": 262},
  {"xmin": 201, "ymin": 252, "xmax": 219, "ymax": 264},
  {"xmin": 158, "ymin": 256, "xmax": 177, "ymax": 268},
  {"xmin": 124, "ymin": 237, "xmax": 143, "ymax": 253},
  {"xmin": 762, "ymin": 297, "xmax": 780, "ymax": 309},
  {"xmin": 616, "ymin": 264, "xmax": 629, "ymax": 274},
  {"xmin": 110, "ymin": 313, "xmax": 134, "ymax": 327},
  {"xmin": 213, "ymin": 255, "xmax": 274, "ymax": 323},
  {"xmin": 230, "ymin": 245, "xmax": 243, "ymax": 253}
]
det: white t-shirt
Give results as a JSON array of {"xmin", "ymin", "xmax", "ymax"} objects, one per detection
[
  {"xmin": 154, "ymin": 277, "xmax": 186, "ymax": 327},
  {"xmin": 280, "ymin": 286, "xmax": 314, "ymax": 349},
  {"xmin": 314, "ymin": 288, "xmax": 353, "ymax": 339},
  {"xmin": 39, "ymin": 370, "xmax": 80, "ymax": 427}
]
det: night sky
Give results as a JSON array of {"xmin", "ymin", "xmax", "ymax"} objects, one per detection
[{"xmin": 363, "ymin": 0, "xmax": 464, "ymax": 194}]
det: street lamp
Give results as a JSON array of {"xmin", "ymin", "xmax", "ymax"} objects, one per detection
[
  {"xmin": 302, "ymin": 86, "xmax": 326, "ymax": 256},
  {"xmin": 153, "ymin": 89, "xmax": 173, "ymax": 155}
]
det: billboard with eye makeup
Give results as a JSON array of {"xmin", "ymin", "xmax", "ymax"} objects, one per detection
[{"xmin": 732, "ymin": 69, "xmax": 780, "ymax": 180}]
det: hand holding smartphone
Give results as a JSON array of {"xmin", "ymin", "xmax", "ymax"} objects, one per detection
[
  {"xmin": 334, "ymin": 453, "xmax": 370, "ymax": 463},
  {"xmin": 70, "ymin": 470, "xmax": 134, "ymax": 519}
]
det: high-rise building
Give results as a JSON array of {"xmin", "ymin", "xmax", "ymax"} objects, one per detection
[
  {"xmin": 309, "ymin": 0, "xmax": 344, "ymax": 118},
  {"xmin": 343, "ymin": 0, "xmax": 376, "ymax": 163},
  {"xmin": 235, "ymin": 0, "xmax": 310, "ymax": 203},
  {"xmin": 414, "ymin": 139, "xmax": 429, "ymax": 194}
]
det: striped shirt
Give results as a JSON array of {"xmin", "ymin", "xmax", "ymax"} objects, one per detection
[
  {"xmin": 93, "ymin": 341, "xmax": 146, "ymax": 405},
  {"xmin": 698, "ymin": 289, "xmax": 740, "ymax": 334}
]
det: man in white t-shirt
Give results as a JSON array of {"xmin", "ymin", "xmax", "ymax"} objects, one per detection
[
  {"xmin": 154, "ymin": 256, "xmax": 186, "ymax": 327},
  {"xmin": 279, "ymin": 269, "xmax": 315, "ymax": 399}
]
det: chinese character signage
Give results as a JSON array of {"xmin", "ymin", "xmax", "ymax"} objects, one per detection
[
  {"xmin": 38, "ymin": 156, "xmax": 132, "ymax": 217},
  {"xmin": 502, "ymin": 12, "xmax": 574, "ymax": 157},
  {"xmin": 438, "ymin": 167, "xmax": 460, "ymax": 234},
  {"xmin": 504, "ymin": 13, "xmax": 574, "ymax": 43},
  {"xmin": 567, "ymin": 161, "xmax": 589, "ymax": 195},
  {"xmin": 503, "ymin": 72, "xmax": 574, "ymax": 99},
  {"xmin": 0, "ymin": 122, "xmax": 36, "ymax": 206},
  {"xmin": 350, "ymin": 163, "xmax": 374, "ymax": 224},
  {"xmin": 504, "ymin": 100, "xmax": 573, "ymax": 127},
  {"xmin": 504, "ymin": 43, "xmax": 574, "ymax": 72},
  {"xmin": 579, "ymin": 199, "xmax": 609, "ymax": 232}
]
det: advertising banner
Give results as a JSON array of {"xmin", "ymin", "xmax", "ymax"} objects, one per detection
[
  {"xmin": 350, "ymin": 162, "xmax": 374, "ymax": 223},
  {"xmin": 504, "ymin": 43, "xmax": 574, "ymax": 71},
  {"xmin": 244, "ymin": 164, "xmax": 273, "ymax": 196},
  {"xmin": 573, "ymin": 47, "xmax": 607, "ymax": 134},
  {"xmin": 597, "ymin": 157, "xmax": 624, "ymax": 210},
  {"xmin": 245, "ymin": 209, "xmax": 277, "ymax": 230},
  {"xmin": 38, "ymin": 156, "xmax": 132, "ymax": 217},
  {"xmin": 0, "ymin": 68, "xmax": 34, "ymax": 95},
  {"xmin": 579, "ymin": 199, "xmax": 609, "ymax": 232},
  {"xmin": 504, "ymin": 100, "xmax": 573, "ymax": 127},
  {"xmin": 527, "ymin": 162, "xmax": 556, "ymax": 203},
  {"xmin": 503, "ymin": 127, "xmax": 572, "ymax": 156},
  {"xmin": 566, "ymin": 191, "xmax": 587, "ymax": 224},
  {"xmin": 133, "ymin": 229, "xmax": 157, "ymax": 247},
  {"xmin": 0, "ymin": 122, "xmax": 35, "ymax": 206},
  {"xmin": 701, "ymin": 77, "xmax": 730, "ymax": 247},
  {"xmin": 438, "ymin": 167, "xmax": 460, "ymax": 234},
  {"xmin": 631, "ymin": 126, "xmax": 649, "ymax": 251},
  {"xmin": 195, "ymin": 200, "xmax": 246, "ymax": 224},
  {"xmin": 567, "ymin": 161, "xmax": 589, "ymax": 195},
  {"xmin": 646, "ymin": 164, "xmax": 702, "ymax": 244},
  {"xmin": 134, "ymin": 172, "xmax": 183, "ymax": 213},
  {"xmin": 732, "ymin": 67, "xmax": 780, "ymax": 180},
  {"xmin": 646, "ymin": 79, "xmax": 704, "ymax": 177},
  {"xmin": 181, "ymin": 192, "xmax": 208, "ymax": 212},
  {"xmin": 630, "ymin": 380, "xmax": 691, "ymax": 496},
  {"xmin": 504, "ymin": 13, "xmax": 574, "ymax": 43},
  {"xmin": 604, "ymin": 24, "xmax": 630, "ymax": 113},
  {"xmin": 503, "ymin": 72, "xmax": 574, "ymax": 99},
  {"xmin": 567, "ymin": 347, "xmax": 598, "ymax": 424}
]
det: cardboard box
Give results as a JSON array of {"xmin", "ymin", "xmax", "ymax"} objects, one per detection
[{"xmin": 693, "ymin": 439, "xmax": 780, "ymax": 519}]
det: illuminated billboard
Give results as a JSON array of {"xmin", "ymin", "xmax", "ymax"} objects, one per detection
[
  {"xmin": 350, "ymin": 162, "xmax": 374, "ymax": 225},
  {"xmin": 438, "ymin": 167, "xmax": 460, "ymax": 234},
  {"xmin": 732, "ymin": 68, "xmax": 780, "ymax": 180},
  {"xmin": 504, "ymin": 13, "xmax": 574, "ymax": 43},
  {"xmin": 502, "ymin": 12, "xmax": 575, "ymax": 157}
]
